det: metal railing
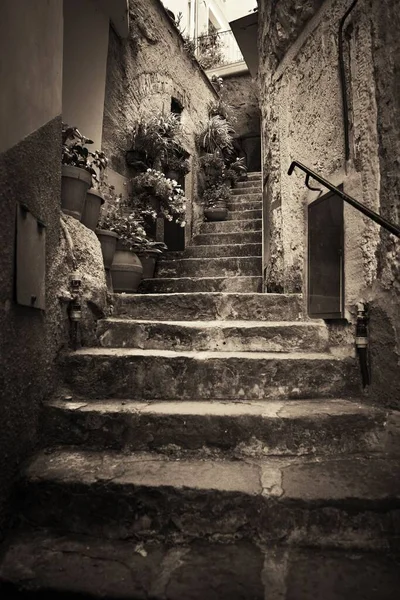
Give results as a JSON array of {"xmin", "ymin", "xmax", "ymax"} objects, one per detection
[
  {"xmin": 288, "ymin": 161, "xmax": 400, "ymax": 238},
  {"xmin": 195, "ymin": 29, "xmax": 244, "ymax": 69}
]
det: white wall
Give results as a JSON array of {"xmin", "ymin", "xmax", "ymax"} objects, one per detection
[
  {"xmin": 0, "ymin": 0, "xmax": 63, "ymax": 153},
  {"xmin": 62, "ymin": 0, "xmax": 109, "ymax": 150}
]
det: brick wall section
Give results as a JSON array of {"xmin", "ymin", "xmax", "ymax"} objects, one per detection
[{"xmin": 102, "ymin": 0, "xmax": 218, "ymax": 238}]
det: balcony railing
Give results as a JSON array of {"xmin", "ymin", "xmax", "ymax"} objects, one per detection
[{"xmin": 194, "ymin": 30, "xmax": 244, "ymax": 70}]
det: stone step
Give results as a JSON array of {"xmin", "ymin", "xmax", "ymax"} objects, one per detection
[
  {"xmin": 96, "ymin": 319, "xmax": 328, "ymax": 352},
  {"xmin": 199, "ymin": 219, "xmax": 262, "ymax": 234},
  {"xmin": 62, "ymin": 348, "xmax": 358, "ymax": 401},
  {"xmin": 112, "ymin": 292, "xmax": 304, "ymax": 321},
  {"xmin": 227, "ymin": 198, "xmax": 262, "ymax": 211},
  {"xmin": 163, "ymin": 242, "xmax": 262, "ymax": 259},
  {"xmin": 16, "ymin": 449, "xmax": 400, "ymax": 547},
  {"xmin": 226, "ymin": 208, "xmax": 262, "ymax": 220},
  {"xmin": 42, "ymin": 398, "xmax": 387, "ymax": 457},
  {"xmin": 235, "ymin": 179, "xmax": 262, "ymax": 189},
  {"xmin": 193, "ymin": 230, "xmax": 262, "ymax": 246},
  {"xmin": 231, "ymin": 188, "xmax": 261, "ymax": 196},
  {"xmin": 156, "ymin": 256, "xmax": 262, "ymax": 278},
  {"xmin": 139, "ymin": 275, "xmax": 263, "ymax": 293},
  {"xmin": 246, "ymin": 171, "xmax": 262, "ymax": 180},
  {"xmin": 2, "ymin": 532, "xmax": 399, "ymax": 600}
]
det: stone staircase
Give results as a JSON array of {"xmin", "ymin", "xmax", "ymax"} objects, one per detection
[
  {"xmin": 141, "ymin": 172, "xmax": 263, "ymax": 293},
  {"xmin": 1, "ymin": 173, "xmax": 400, "ymax": 598}
]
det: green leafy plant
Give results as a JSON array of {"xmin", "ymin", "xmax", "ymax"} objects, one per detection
[
  {"xmin": 229, "ymin": 157, "xmax": 247, "ymax": 177},
  {"xmin": 196, "ymin": 31, "xmax": 224, "ymax": 70},
  {"xmin": 199, "ymin": 153, "xmax": 225, "ymax": 187},
  {"xmin": 127, "ymin": 113, "xmax": 186, "ymax": 171},
  {"xmin": 62, "ymin": 123, "xmax": 108, "ymax": 188},
  {"xmin": 164, "ymin": 154, "xmax": 191, "ymax": 176},
  {"xmin": 197, "ymin": 115, "xmax": 235, "ymax": 158},
  {"xmin": 130, "ymin": 169, "xmax": 187, "ymax": 226},
  {"xmin": 202, "ymin": 183, "xmax": 231, "ymax": 208}
]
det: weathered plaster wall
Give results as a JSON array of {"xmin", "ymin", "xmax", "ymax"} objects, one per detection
[
  {"xmin": 258, "ymin": 0, "xmax": 400, "ymax": 408},
  {"xmin": 0, "ymin": 1, "xmax": 64, "ymax": 539},
  {"xmin": 62, "ymin": 0, "xmax": 110, "ymax": 150},
  {"xmin": 221, "ymin": 72, "xmax": 261, "ymax": 170},
  {"xmin": 102, "ymin": 0, "xmax": 218, "ymax": 240},
  {"xmin": 0, "ymin": 0, "xmax": 63, "ymax": 154}
]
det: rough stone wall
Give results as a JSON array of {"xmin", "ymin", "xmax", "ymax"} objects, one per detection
[
  {"xmin": 258, "ymin": 0, "xmax": 400, "ymax": 408},
  {"xmin": 0, "ymin": 118, "xmax": 63, "ymax": 538},
  {"xmin": 221, "ymin": 72, "xmax": 261, "ymax": 171},
  {"xmin": 102, "ymin": 0, "xmax": 218, "ymax": 239}
]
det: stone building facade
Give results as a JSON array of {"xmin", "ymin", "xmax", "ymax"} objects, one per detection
[
  {"xmin": 0, "ymin": 0, "xmax": 217, "ymax": 539},
  {"xmin": 258, "ymin": 0, "xmax": 400, "ymax": 408}
]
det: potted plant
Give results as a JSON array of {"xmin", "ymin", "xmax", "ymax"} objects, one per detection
[
  {"xmin": 126, "ymin": 113, "xmax": 186, "ymax": 172},
  {"xmin": 137, "ymin": 240, "xmax": 168, "ymax": 279},
  {"xmin": 130, "ymin": 168, "xmax": 187, "ymax": 227},
  {"xmin": 229, "ymin": 157, "xmax": 247, "ymax": 183},
  {"xmin": 110, "ymin": 210, "xmax": 147, "ymax": 293},
  {"xmin": 95, "ymin": 191, "xmax": 122, "ymax": 269},
  {"xmin": 81, "ymin": 150, "xmax": 108, "ymax": 231},
  {"xmin": 164, "ymin": 154, "xmax": 191, "ymax": 182},
  {"xmin": 61, "ymin": 124, "xmax": 94, "ymax": 220},
  {"xmin": 203, "ymin": 184, "xmax": 230, "ymax": 221}
]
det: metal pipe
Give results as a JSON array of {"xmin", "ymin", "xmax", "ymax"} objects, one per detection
[
  {"xmin": 338, "ymin": 0, "xmax": 359, "ymax": 162},
  {"xmin": 288, "ymin": 161, "xmax": 400, "ymax": 238}
]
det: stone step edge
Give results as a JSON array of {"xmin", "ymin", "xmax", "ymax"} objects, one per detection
[
  {"xmin": 113, "ymin": 292, "xmax": 302, "ymax": 299},
  {"xmin": 158, "ymin": 255, "xmax": 262, "ymax": 265},
  {"xmin": 99, "ymin": 318, "xmax": 324, "ymax": 328},
  {"xmin": 23, "ymin": 449, "xmax": 400, "ymax": 504},
  {"xmin": 68, "ymin": 348, "xmax": 342, "ymax": 360},
  {"xmin": 141, "ymin": 275, "xmax": 263, "ymax": 283}
]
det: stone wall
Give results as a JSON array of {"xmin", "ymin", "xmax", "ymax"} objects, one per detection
[
  {"xmin": 102, "ymin": 0, "xmax": 218, "ymax": 239},
  {"xmin": 258, "ymin": 0, "xmax": 400, "ymax": 408},
  {"xmin": 221, "ymin": 72, "xmax": 261, "ymax": 171}
]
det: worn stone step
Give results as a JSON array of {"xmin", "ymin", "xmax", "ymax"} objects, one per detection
[
  {"xmin": 246, "ymin": 172, "xmax": 262, "ymax": 180},
  {"xmin": 112, "ymin": 292, "xmax": 304, "ymax": 321},
  {"xmin": 199, "ymin": 219, "xmax": 262, "ymax": 234},
  {"xmin": 163, "ymin": 242, "xmax": 262, "ymax": 259},
  {"xmin": 139, "ymin": 275, "xmax": 263, "ymax": 293},
  {"xmin": 231, "ymin": 188, "xmax": 261, "ymax": 197},
  {"xmin": 193, "ymin": 230, "xmax": 262, "ymax": 246},
  {"xmin": 235, "ymin": 179, "xmax": 262, "ymax": 189},
  {"xmin": 227, "ymin": 208, "xmax": 262, "ymax": 220},
  {"xmin": 96, "ymin": 319, "xmax": 328, "ymax": 352},
  {"xmin": 62, "ymin": 348, "xmax": 358, "ymax": 401},
  {"xmin": 42, "ymin": 398, "xmax": 388, "ymax": 457},
  {"xmin": 156, "ymin": 256, "xmax": 262, "ymax": 278},
  {"xmin": 0, "ymin": 532, "xmax": 266, "ymax": 599},
  {"xmin": 227, "ymin": 198, "xmax": 262, "ymax": 209},
  {"xmin": 17, "ymin": 450, "xmax": 400, "ymax": 548},
  {"xmin": 2, "ymin": 532, "xmax": 399, "ymax": 600}
]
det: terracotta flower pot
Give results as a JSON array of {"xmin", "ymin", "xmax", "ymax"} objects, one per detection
[
  {"xmin": 204, "ymin": 202, "xmax": 228, "ymax": 221},
  {"xmin": 81, "ymin": 188, "xmax": 104, "ymax": 231},
  {"xmin": 138, "ymin": 253, "xmax": 158, "ymax": 279},
  {"xmin": 111, "ymin": 248, "xmax": 143, "ymax": 293},
  {"xmin": 96, "ymin": 229, "xmax": 118, "ymax": 269},
  {"xmin": 61, "ymin": 165, "xmax": 92, "ymax": 220}
]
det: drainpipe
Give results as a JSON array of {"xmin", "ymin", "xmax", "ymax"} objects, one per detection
[{"xmin": 338, "ymin": 0, "xmax": 359, "ymax": 162}]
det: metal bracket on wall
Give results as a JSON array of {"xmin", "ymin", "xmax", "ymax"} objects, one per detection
[{"xmin": 16, "ymin": 202, "xmax": 46, "ymax": 310}]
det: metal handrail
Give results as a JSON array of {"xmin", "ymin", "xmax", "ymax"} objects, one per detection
[{"xmin": 288, "ymin": 161, "xmax": 400, "ymax": 238}]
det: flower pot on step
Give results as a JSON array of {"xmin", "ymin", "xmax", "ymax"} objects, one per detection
[
  {"xmin": 61, "ymin": 165, "xmax": 92, "ymax": 220},
  {"xmin": 111, "ymin": 247, "xmax": 143, "ymax": 293},
  {"xmin": 96, "ymin": 229, "xmax": 118, "ymax": 269},
  {"xmin": 204, "ymin": 202, "xmax": 228, "ymax": 222},
  {"xmin": 81, "ymin": 188, "xmax": 105, "ymax": 231},
  {"xmin": 138, "ymin": 252, "xmax": 158, "ymax": 279}
]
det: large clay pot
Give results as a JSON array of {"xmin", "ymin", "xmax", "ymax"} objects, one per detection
[
  {"xmin": 138, "ymin": 252, "xmax": 158, "ymax": 279},
  {"xmin": 82, "ymin": 188, "xmax": 104, "ymax": 231},
  {"xmin": 111, "ymin": 248, "xmax": 143, "ymax": 292},
  {"xmin": 204, "ymin": 202, "xmax": 228, "ymax": 221},
  {"xmin": 96, "ymin": 229, "xmax": 118, "ymax": 269},
  {"xmin": 61, "ymin": 165, "xmax": 92, "ymax": 220}
]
